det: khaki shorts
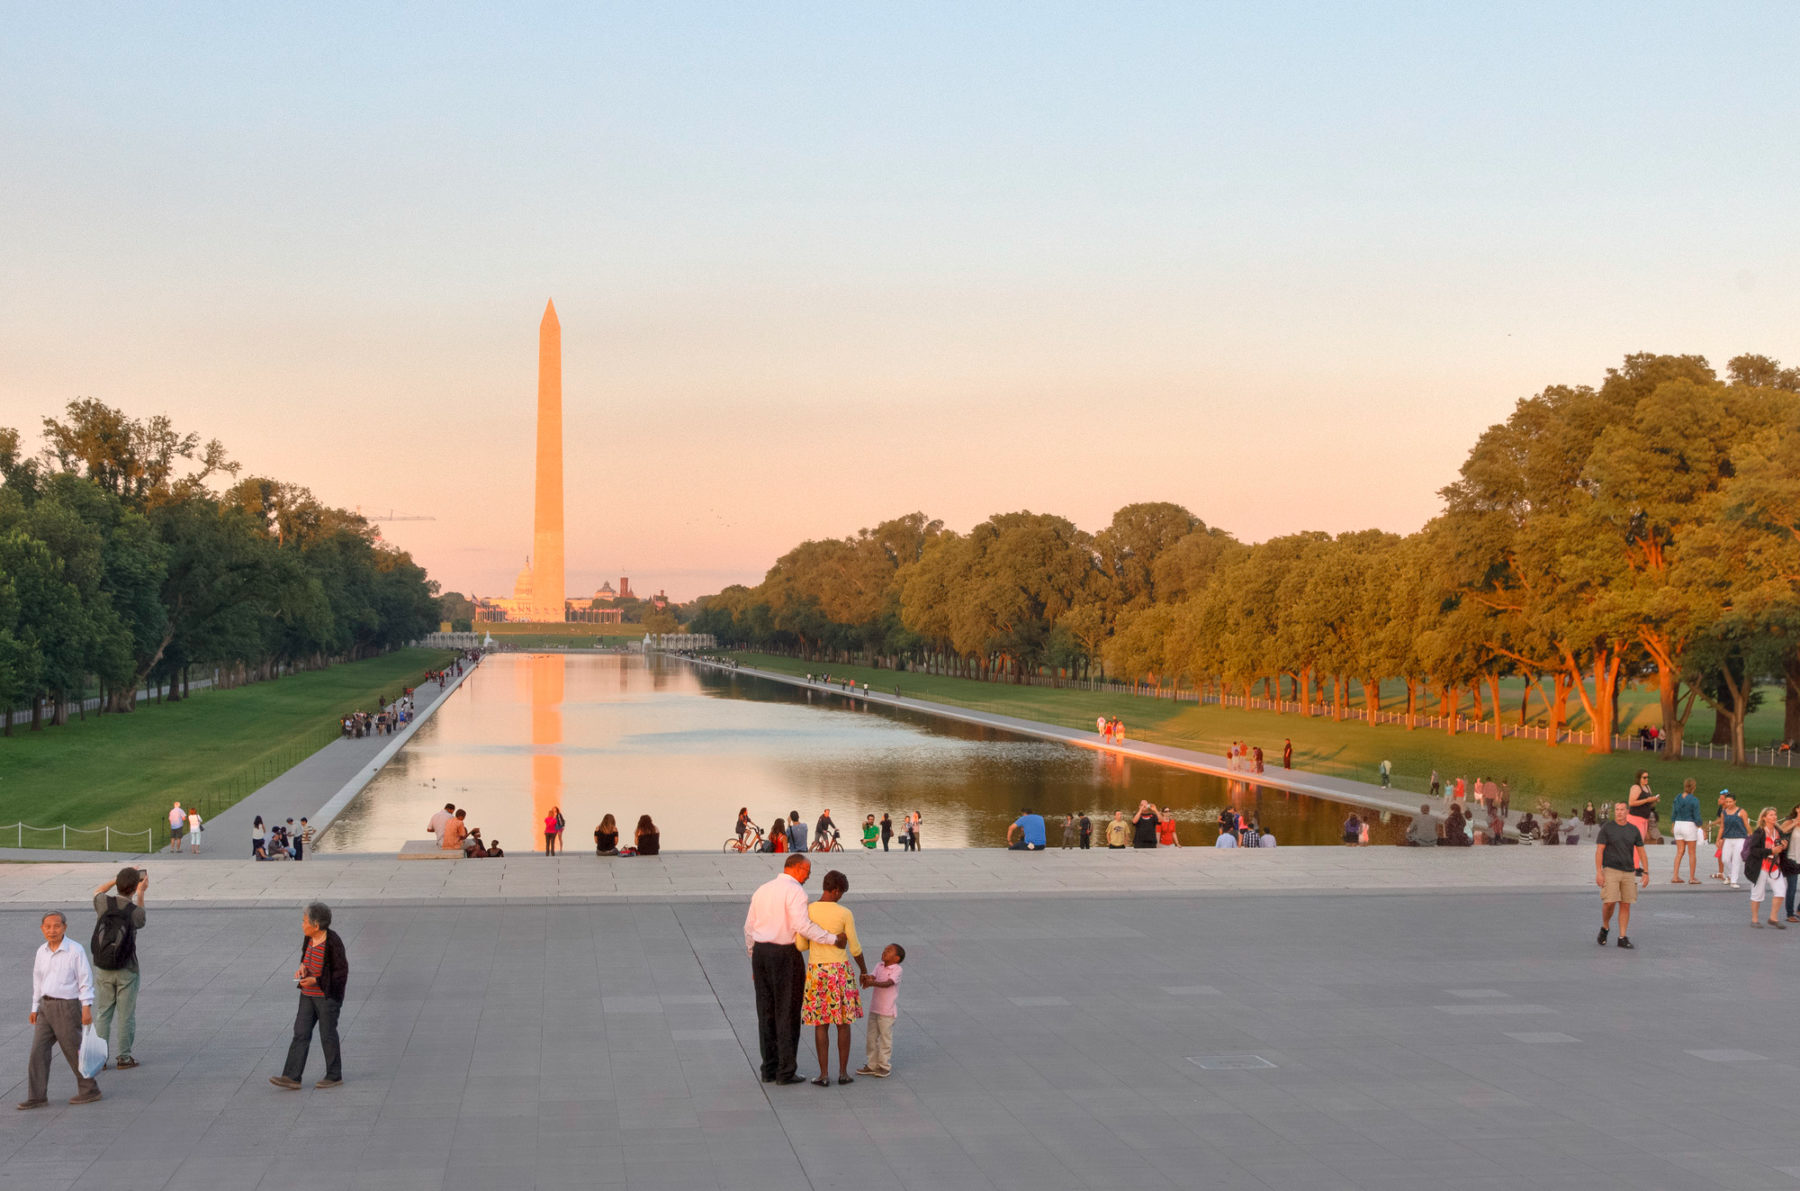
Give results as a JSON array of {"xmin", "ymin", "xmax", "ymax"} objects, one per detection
[{"xmin": 1602, "ymin": 867, "xmax": 1639, "ymax": 904}]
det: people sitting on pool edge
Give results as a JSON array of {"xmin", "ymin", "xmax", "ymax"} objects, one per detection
[{"xmin": 1007, "ymin": 808, "xmax": 1047, "ymax": 851}]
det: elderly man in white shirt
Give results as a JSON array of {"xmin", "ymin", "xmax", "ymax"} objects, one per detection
[
  {"xmin": 21, "ymin": 910, "xmax": 101, "ymax": 1109},
  {"xmin": 744, "ymin": 855, "xmax": 846, "ymax": 1085}
]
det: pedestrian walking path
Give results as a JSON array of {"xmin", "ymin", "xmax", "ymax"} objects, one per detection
[
  {"xmin": 0, "ymin": 884, "xmax": 1786, "ymax": 1191},
  {"xmin": 689, "ymin": 657, "xmax": 1445, "ymax": 820},
  {"xmin": 184, "ymin": 660, "xmax": 476, "ymax": 856}
]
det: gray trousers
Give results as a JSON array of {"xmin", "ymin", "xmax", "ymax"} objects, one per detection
[
  {"xmin": 93, "ymin": 967, "xmax": 139, "ymax": 1061},
  {"xmin": 28, "ymin": 997, "xmax": 98, "ymax": 1101}
]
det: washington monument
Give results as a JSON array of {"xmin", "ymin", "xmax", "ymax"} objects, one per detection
[{"xmin": 530, "ymin": 299, "xmax": 565, "ymax": 620}]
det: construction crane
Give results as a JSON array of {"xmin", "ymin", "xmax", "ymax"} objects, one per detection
[{"xmin": 355, "ymin": 508, "xmax": 437, "ymax": 522}]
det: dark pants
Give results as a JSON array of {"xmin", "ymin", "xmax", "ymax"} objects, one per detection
[
  {"xmin": 881, "ymin": 833, "xmax": 890, "ymax": 852},
  {"xmin": 27, "ymin": 996, "xmax": 97, "ymax": 1101},
  {"xmin": 751, "ymin": 942, "xmax": 805, "ymax": 1081},
  {"xmin": 1786, "ymin": 874, "xmax": 1798, "ymax": 920},
  {"xmin": 281, "ymin": 995, "xmax": 342, "ymax": 1083},
  {"xmin": 546, "ymin": 833, "xmax": 555, "ymax": 855},
  {"xmin": 1080, "ymin": 835, "xmax": 1090, "ymax": 849}
]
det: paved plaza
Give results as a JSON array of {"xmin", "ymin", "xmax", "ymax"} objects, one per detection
[{"xmin": 0, "ymin": 870, "xmax": 1789, "ymax": 1191}]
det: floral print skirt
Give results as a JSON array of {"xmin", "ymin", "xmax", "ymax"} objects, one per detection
[{"xmin": 801, "ymin": 960, "xmax": 864, "ymax": 1026}]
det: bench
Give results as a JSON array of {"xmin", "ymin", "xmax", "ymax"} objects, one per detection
[{"xmin": 399, "ymin": 839, "xmax": 459, "ymax": 860}]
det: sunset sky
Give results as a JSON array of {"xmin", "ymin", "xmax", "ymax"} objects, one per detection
[{"xmin": 4, "ymin": 5, "xmax": 1796, "ymax": 601}]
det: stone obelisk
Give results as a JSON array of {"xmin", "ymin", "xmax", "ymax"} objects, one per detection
[{"xmin": 531, "ymin": 299, "xmax": 565, "ymax": 621}]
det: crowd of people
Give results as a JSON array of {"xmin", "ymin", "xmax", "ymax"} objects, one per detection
[
  {"xmin": 427, "ymin": 803, "xmax": 504, "ymax": 857},
  {"xmin": 731, "ymin": 809, "xmax": 925, "ymax": 854},
  {"xmin": 252, "ymin": 814, "xmax": 313, "ymax": 860}
]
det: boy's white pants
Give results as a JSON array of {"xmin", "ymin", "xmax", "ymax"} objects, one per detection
[{"xmin": 865, "ymin": 1013, "xmax": 895, "ymax": 1071}]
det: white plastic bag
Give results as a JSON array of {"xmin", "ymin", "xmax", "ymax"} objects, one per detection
[{"xmin": 78, "ymin": 1024, "xmax": 107, "ymax": 1078}]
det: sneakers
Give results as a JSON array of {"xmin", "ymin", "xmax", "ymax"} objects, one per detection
[
  {"xmin": 1617, "ymin": 937, "xmax": 1634, "ymax": 949},
  {"xmin": 1596, "ymin": 927, "xmax": 1608, "ymax": 946},
  {"xmin": 854, "ymin": 1066, "xmax": 878, "ymax": 1076},
  {"xmin": 268, "ymin": 1076, "xmax": 302, "ymax": 1090},
  {"xmin": 68, "ymin": 1090, "xmax": 102, "ymax": 1105}
]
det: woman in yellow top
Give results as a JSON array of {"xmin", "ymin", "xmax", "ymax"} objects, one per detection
[{"xmin": 796, "ymin": 869, "xmax": 868, "ymax": 1086}]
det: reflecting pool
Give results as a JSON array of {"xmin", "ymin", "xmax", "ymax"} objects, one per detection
[{"xmin": 317, "ymin": 653, "xmax": 1404, "ymax": 852}]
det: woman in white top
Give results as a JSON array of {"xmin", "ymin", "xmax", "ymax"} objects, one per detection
[{"xmin": 188, "ymin": 810, "xmax": 203, "ymax": 853}]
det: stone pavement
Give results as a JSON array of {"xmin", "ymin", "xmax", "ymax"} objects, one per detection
[
  {"xmin": 0, "ymin": 845, "xmax": 1620, "ymax": 909},
  {"xmin": 0, "ymin": 880, "xmax": 1789, "ymax": 1191}
]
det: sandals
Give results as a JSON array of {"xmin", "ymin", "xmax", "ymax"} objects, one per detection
[{"xmin": 1670, "ymin": 877, "xmax": 1685, "ymax": 884}]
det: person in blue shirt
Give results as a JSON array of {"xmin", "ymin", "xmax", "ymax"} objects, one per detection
[
  {"xmin": 1007, "ymin": 809, "xmax": 1047, "ymax": 851},
  {"xmin": 1669, "ymin": 778, "xmax": 1703, "ymax": 885}
]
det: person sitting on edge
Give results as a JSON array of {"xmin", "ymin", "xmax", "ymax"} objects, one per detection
[
  {"xmin": 595, "ymin": 815, "xmax": 618, "ymax": 856},
  {"xmin": 1405, "ymin": 804, "xmax": 1440, "ymax": 847},
  {"xmin": 1258, "ymin": 829, "xmax": 1278, "ymax": 848},
  {"xmin": 1007, "ymin": 808, "xmax": 1047, "ymax": 851},
  {"xmin": 428, "ymin": 803, "xmax": 455, "ymax": 846},
  {"xmin": 634, "ymin": 814, "xmax": 661, "ymax": 856},
  {"xmin": 462, "ymin": 829, "xmax": 488, "ymax": 858},
  {"xmin": 485, "ymin": 839, "xmax": 505, "ymax": 858},
  {"xmin": 1214, "ymin": 827, "xmax": 1239, "ymax": 848},
  {"xmin": 442, "ymin": 810, "xmax": 469, "ymax": 852}
]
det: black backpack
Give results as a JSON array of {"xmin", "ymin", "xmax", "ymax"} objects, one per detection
[{"xmin": 91, "ymin": 897, "xmax": 137, "ymax": 971}]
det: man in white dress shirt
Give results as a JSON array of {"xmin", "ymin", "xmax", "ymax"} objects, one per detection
[
  {"xmin": 744, "ymin": 856, "xmax": 846, "ymax": 1084},
  {"xmin": 21, "ymin": 911, "xmax": 100, "ymax": 1109}
]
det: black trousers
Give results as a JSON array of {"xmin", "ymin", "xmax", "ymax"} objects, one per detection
[
  {"xmin": 282, "ymin": 994, "xmax": 342, "ymax": 1082},
  {"xmin": 751, "ymin": 942, "xmax": 805, "ymax": 1081}
]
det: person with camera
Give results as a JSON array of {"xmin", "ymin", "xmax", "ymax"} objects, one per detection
[
  {"xmin": 269, "ymin": 902, "xmax": 348, "ymax": 1091},
  {"xmin": 90, "ymin": 867, "xmax": 147, "ymax": 1070}
]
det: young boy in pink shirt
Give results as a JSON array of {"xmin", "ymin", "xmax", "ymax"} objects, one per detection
[{"xmin": 856, "ymin": 944, "xmax": 905, "ymax": 1078}]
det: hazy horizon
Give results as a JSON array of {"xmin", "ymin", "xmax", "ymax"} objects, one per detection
[{"xmin": 5, "ymin": 4, "xmax": 1796, "ymax": 601}]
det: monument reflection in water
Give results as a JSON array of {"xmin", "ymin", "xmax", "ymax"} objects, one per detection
[{"xmin": 317, "ymin": 653, "xmax": 1403, "ymax": 853}]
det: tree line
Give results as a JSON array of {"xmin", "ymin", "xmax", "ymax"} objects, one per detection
[
  {"xmin": 0, "ymin": 400, "xmax": 441, "ymax": 732},
  {"xmin": 689, "ymin": 353, "xmax": 1800, "ymax": 763}
]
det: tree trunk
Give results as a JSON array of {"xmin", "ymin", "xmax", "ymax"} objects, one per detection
[
  {"xmin": 1363, "ymin": 676, "xmax": 1380, "ymax": 725},
  {"xmin": 1470, "ymin": 681, "xmax": 1484, "ymax": 723},
  {"xmin": 1301, "ymin": 668, "xmax": 1314, "ymax": 717},
  {"xmin": 1518, "ymin": 676, "xmax": 1532, "ymax": 726},
  {"xmin": 1488, "ymin": 673, "xmax": 1503, "ymax": 741},
  {"xmin": 1546, "ymin": 671, "xmax": 1570, "ymax": 746},
  {"xmin": 30, "ymin": 697, "xmax": 42, "ymax": 731},
  {"xmin": 1405, "ymin": 679, "xmax": 1417, "ymax": 730},
  {"xmin": 1785, "ymin": 652, "xmax": 1800, "ymax": 747},
  {"xmin": 1442, "ymin": 686, "xmax": 1458, "ymax": 734}
]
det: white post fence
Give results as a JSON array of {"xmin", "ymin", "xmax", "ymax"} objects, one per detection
[{"xmin": 2, "ymin": 823, "xmax": 156, "ymax": 853}]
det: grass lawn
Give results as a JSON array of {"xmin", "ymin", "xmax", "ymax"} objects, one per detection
[
  {"xmin": 730, "ymin": 653, "xmax": 1800, "ymax": 812},
  {"xmin": 0, "ymin": 647, "xmax": 454, "ymax": 847}
]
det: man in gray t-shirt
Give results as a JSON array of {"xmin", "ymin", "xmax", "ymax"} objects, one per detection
[
  {"xmin": 1406, "ymin": 805, "xmax": 1440, "ymax": 847},
  {"xmin": 91, "ymin": 867, "xmax": 148, "ymax": 1069},
  {"xmin": 786, "ymin": 813, "xmax": 808, "ymax": 853}
]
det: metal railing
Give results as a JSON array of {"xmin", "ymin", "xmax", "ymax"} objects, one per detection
[{"xmin": 1, "ymin": 823, "xmax": 157, "ymax": 852}]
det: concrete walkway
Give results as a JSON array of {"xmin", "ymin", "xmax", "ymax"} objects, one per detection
[
  {"xmin": 0, "ymin": 884, "xmax": 1787, "ymax": 1191},
  {"xmin": 688, "ymin": 658, "xmax": 1452, "ymax": 821},
  {"xmin": 192, "ymin": 659, "xmax": 477, "ymax": 855}
]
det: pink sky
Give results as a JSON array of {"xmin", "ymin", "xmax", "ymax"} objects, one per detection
[{"xmin": 4, "ymin": 7, "xmax": 1795, "ymax": 601}]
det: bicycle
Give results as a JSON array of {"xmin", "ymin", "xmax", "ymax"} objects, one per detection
[
  {"xmin": 723, "ymin": 826, "xmax": 765, "ymax": 854},
  {"xmin": 812, "ymin": 827, "xmax": 844, "ymax": 853}
]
